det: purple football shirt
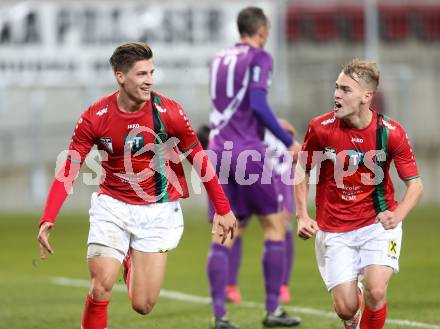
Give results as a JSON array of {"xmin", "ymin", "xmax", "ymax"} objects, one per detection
[
  {"xmin": 208, "ymin": 43, "xmax": 273, "ymax": 152},
  {"xmin": 207, "ymin": 43, "xmax": 286, "ymax": 220}
]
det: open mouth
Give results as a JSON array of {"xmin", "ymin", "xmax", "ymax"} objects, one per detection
[{"xmin": 334, "ymin": 101, "xmax": 342, "ymax": 109}]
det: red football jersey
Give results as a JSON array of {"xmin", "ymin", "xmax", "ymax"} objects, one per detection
[
  {"xmin": 69, "ymin": 91, "xmax": 199, "ymax": 204},
  {"xmin": 301, "ymin": 110, "xmax": 419, "ymax": 232}
]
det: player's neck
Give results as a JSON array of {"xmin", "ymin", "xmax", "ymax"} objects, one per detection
[
  {"xmin": 116, "ymin": 91, "xmax": 146, "ymax": 113},
  {"xmin": 240, "ymin": 36, "xmax": 261, "ymax": 49},
  {"xmin": 343, "ymin": 107, "xmax": 373, "ymax": 129}
]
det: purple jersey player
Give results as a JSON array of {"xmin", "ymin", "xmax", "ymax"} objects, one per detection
[{"xmin": 206, "ymin": 7, "xmax": 301, "ymax": 329}]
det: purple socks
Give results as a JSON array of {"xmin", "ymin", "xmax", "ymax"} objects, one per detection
[
  {"xmin": 282, "ymin": 228, "xmax": 295, "ymax": 285},
  {"xmin": 263, "ymin": 240, "xmax": 285, "ymax": 312},
  {"xmin": 207, "ymin": 243, "xmax": 229, "ymax": 317},
  {"xmin": 227, "ymin": 236, "xmax": 242, "ymax": 286},
  {"xmin": 209, "ymin": 237, "xmax": 290, "ymax": 316}
]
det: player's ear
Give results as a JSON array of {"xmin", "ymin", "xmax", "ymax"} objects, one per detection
[
  {"xmin": 114, "ymin": 70, "xmax": 125, "ymax": 85},
  {"xmin": 256, "ymin": 25, "xmax": 266, "ymax": 40},
  {"xmin": 361, "ymin": 90, "xmax": 373, "ymax": 104}
]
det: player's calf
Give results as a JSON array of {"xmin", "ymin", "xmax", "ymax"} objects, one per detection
[{"xmin": 342, "ymin": 282, "xmax": 364, "ymax": 329}]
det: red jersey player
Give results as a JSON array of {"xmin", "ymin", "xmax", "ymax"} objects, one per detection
[
  {"xmin": 37, "ymin": 42, "xmax": 237, "ymax": 329},
  {"xmin": 295, "ymin": 59, "xmax": 423, "ymax": 329}
]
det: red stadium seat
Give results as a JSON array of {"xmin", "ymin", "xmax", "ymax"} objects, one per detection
[
  {"xmin": 412, "ymin": 5, "xmax": 440, "ymax": 41},
  {"xmin": 285, "ymin": 3, "xmax": 440, "ymax": 43},
  {"xmin": 337, "ymin": 5, "xmax": 365, "ymax": 42},
  {"xmin": 379, "ymin": 5, "xmax": 411, "ymax": 41},
  {"xmin": 286, "ymin": 6, "xmax": 303, "ymax": 42},
  {"xmin": 309, "ymin": 7, "xmax": 339, "ymax": 42},
  {"xmin": 287, "ymin": 5, "xmax": 339, "ymax": 43}
]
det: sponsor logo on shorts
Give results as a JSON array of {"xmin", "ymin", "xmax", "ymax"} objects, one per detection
[{"xmin": 388, "ymin": 239, "xmax": 398, "ymax": 259}]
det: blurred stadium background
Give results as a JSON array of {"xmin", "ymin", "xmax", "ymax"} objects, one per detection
[
  {"xmin": 0, "ymin": 1, "xmax": 439, "ymax": 328},
  {"xmin": 0, "ymin": 0, "xmax": 439, "ymax": 210}
]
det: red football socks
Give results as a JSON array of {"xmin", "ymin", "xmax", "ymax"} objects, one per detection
[
  {"xmin": 81, "ymin": 294, "xmax": 109, "ymax": 329},
  {"xmin": 360, "ymin": 303, "xmax": 387, "ymax": 329}
]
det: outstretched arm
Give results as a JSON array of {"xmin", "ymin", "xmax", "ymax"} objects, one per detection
[
  {"xmin": 169, "ymin": 102, "xmax": 238, "ymax": 243},
  {"xmin": 37, "ymin": 110, "xmax": 94, "ymax": 258},
  {"xmin": 37, "ymin": 156, "xmax": 82, "ymax": 258}
]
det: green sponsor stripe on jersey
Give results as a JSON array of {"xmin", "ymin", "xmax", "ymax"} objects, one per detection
[
  {"xmin": 152, "ymin": 100, "xmax": 169, "ymax": 202},
  {"xmin": 180, "ymin": 140, "xmax": 199, "ymax": 154},
  {"xmin": 66, "ymin": 156, "xmax": 81, "ymax": 164},
  {"xmin": 403, "ymin": 175, "xmax": 420, "ymax": 181},
  {"xmin": 372, "ymin": 115, "xmax": 389, "ymax": 213}
]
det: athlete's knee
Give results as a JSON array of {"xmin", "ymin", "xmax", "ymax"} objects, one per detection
[
  {"xmin": 334, "ymin": 300, "xmax": 358, "ymax": 320},
  {"xmin": 365, "ymin": 286, "xmax": 387, "ymax": 306},
  {"xmin": 260, "ymin": 214, "xmax": 286, "ymax": 240},
  {"xmin": 90, "ymin": 279, "xmax": 113, "ymax": 300},
  {"xmin": 132, "ymin": 299, "xmax": 157, "ymax": 315},
  {"xmin": 262, "ymin": 221, "xmax": 285, "ymax": 240}
]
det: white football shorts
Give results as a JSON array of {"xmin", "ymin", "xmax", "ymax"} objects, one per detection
[
  {"xmin": 87, "ymin": 192, "xmax": 184, "ymax": 262},
  {"xmin": 315, "ymin": 221, "xmax": 402, "ymax": 291}
]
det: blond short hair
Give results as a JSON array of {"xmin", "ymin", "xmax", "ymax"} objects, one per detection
[{"xmin": 343, "ymin": 58, "xmax": 380, "ymax": 92}]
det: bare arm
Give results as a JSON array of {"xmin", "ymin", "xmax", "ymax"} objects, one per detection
[
  {"xmin": 377, "ymin": 177, "xmax": 423, "ymax": 229},
  {"xmin": 294, "ymin": 163, "xmax": 318, "ymax": 240},
  {"xmin": 278, "ymin": 117, "xmax": 297, "ymax": 137},
  {"xmin": 294, "ymin": 163, "xmax": 310, "ymax": 219},
  {"xmin": 395, "ymin": 178, "xmax": 423, "ymax": 220}
]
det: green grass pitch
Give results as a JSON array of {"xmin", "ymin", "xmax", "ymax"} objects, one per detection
[{"xmin": 0, "ymin": 205, "xmax": 439, "ymax": 329}]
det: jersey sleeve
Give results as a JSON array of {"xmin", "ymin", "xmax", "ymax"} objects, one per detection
[
  {"xmin": 40, "ymin": 109, "xmax": 95, "ymax": 225},
  {"xmin": 249, "ymin": 50, "xmax": 273, "ymax": 90},
  {"xmin": 163, "ymin": 101, "xmax": 231, "ymax": 215},
  {"xmin": 68, "ymin": 109, "xmax": 96, "ymax": 162},
  {"xmin": 300, "ymin": 121, "xmax": 322, "ymax": 172},
  {"xmin": 249, "ymin": 88, "xmax": 293, "ymax": 147},
  {"xmin": 185, "ymin": 143, "xmax": 231, "ymax": 215},
  {"xmin": 168, "ymin": 104, "xmax": 199, "ymax": 153},
  {"xmin": 389, "ymin": 124, "xmax": 419, "ymax": 181}
]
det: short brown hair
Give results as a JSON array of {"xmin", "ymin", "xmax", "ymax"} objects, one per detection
[
  {"xmin": 237, "ymin": 7, "xmax": 268, "ymax": 37},
  {"xmin": 343, "ymin": 58, "xmax": 380, "ymax": 92},
  {"xmin": 109, "ymin": 42, "xmax": 153, "ymax": 73}
]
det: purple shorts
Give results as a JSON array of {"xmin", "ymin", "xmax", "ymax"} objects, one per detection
[
  {"xmin": 207, "ymin": 147, "xmax": 293, "ymax": 225},
  {"xmin": 280, "ymin": 179, "xmax": 295, "ymax": 215}
]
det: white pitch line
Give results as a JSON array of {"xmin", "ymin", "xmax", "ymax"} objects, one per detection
[{"xmin": 52, "ymin": 277, "xmax": 440, "ymax": 329}]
